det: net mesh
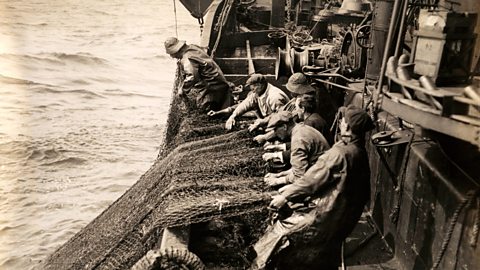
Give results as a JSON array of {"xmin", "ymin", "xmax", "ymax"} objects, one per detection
[{"xmin": 44, "ymin": 67, "xmax": 272, "ymax": 270}]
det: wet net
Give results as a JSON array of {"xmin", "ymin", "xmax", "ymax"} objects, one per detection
[{"xmin": 44, "ymin": 68, "xmax": 272, "ymax": 270}]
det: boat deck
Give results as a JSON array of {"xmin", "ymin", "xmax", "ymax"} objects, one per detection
[{"xmin": 343, "ymin": 214, "xmax": 397, "ymax": 270}]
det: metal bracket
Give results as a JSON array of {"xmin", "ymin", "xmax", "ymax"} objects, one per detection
[{"xmin": 371, "ymin": 130, "xmax": 413, "ymax": 147}]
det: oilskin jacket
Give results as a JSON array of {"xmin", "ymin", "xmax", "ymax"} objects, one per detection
[
  {"xmin": 285, "ymin": 123, "xmax": 330, "ymax": 184},
  {"xmin": 180, "ymin": 45, "xmax": 231, "ymax": 111},
  {"xmin": 253, "ymin": 138, "xmax": 370, "ymax": 269},
  {"xmin": 231, "ymin": 83, "xmax": 289, "ymax": 118}
]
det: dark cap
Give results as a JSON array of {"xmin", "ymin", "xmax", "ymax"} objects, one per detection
[
  {"xmin": 340, "ymin": 105, "xmax": 374, "ymax": 134},
  {"xmin": 164, "ymin": 37, "xmax": 186, "ymax": 55},
  {"xmin": 246, "ymin": 74, "xmax": 267, "ymax": 86},
  {"xmin": 266, "ymin": 111, "xmax": 293, "ymax": 132},
  {"xmin": 286, "ymin": 73, "xmax": 315, "ymax": 94}
]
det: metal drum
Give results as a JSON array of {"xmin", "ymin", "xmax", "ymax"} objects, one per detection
[
  {"xmin": 275, "ymin": 48, "xmax": 292, "ymax": 80},
  {"xmin": 290, "ymin": 47, "xmax": 310, "ymax": 74},
  {"xmin": 365, "ymin": 0, "xmax": 395, "ymax": 81}
]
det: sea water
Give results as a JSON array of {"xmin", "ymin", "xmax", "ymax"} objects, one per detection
[{"xmin": 0, "ymin": 0, "xmax": 199, "ymax": 268}]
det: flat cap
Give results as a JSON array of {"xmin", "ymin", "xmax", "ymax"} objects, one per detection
[
  {"xmin": 164, "ymin": 37, "xmax": 186, "ymax": 55},
  {"xmin": 266, "ymin": 111, "xmax": 293, "ymax": 132},
  {"xmin": 340, "ymin": 105, "xmax": 374, "ymax": 134},
  {"xmin": 246, "ymin": 74, "xmax": 267, "ymax": 86},
  {"xmin": 286, "ymin": 73, "xmax": 315, "ymax": 94}
]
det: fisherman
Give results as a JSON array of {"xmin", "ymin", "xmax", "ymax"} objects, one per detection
[
  {"xmin": 261, "ymin": 110, "xmax": 330, "ymax": 187},
  {"xmin": 224, "ymin": 74, "xmax": 289, "ymax": 130},
  {"xmin": 251, "ymin": 105, "xmax": 374, "ymax": 270},
  {"xmin": 295, "ymin": 94, "xmax": 329, "ymax": 141},
  {"xmin": 253, "ymin": 73, "xmax": 330, "ymax": 144},
  {"xmin": 249, "ymin": 72, "xmax": 316, "ymax": 133},
  {"xmin": 164, "ymin": 37, "xmax": 232, "ymax": 112},
  {"xmin": 254, "ymin": 93, "xmax": 328, "ymax": 144}
]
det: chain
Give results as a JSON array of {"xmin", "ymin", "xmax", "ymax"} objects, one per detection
[{"xmin": 286, "ymin": 0, "xmax": 291, "ymax": 23}]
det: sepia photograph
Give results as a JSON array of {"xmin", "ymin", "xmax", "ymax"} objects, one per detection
[{"xmin": 0, "ymin": 0, "xmax": 478, "ymax": 269}]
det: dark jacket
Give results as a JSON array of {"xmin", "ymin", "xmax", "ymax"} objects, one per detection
[
  {"xmin": 285, "ymin": 124, "xmax": 330, "ymax": 184},
  {"xmin": 180, "ymin": 45, "xmax": 231, "ymax": 111},
  {"xmin": 253, "ymin": 138, "xmax": 370, "ymax": 269},
  {"xmin": 278, "ymin": 138, "xmax": 371, "ymax": 268}
]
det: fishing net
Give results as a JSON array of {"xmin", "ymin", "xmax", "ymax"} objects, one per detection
[{"xmin": 44, "ymin": 68, "xmax": 273, "ymax": 270}]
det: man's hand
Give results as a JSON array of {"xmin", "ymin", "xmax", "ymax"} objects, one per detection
[
  {"xmin": 263, "ymin": 143, "xmax": 287, "ymax": 152},
  {"xmin": 207, "ymin": 110, "xmax": 219, "ymax": 117},
  {"xmin": 178, "ymin": 87, "xmax": 185, "ymax": 97},
  {"xmin": 248, "ymin": 118, "xmax": 263, "ymax": 132},
  {"xmin": 262, "ymin": 152, "xmax": 283, "ymax": 163},
  {"xmin": 264, "ymin": 176, "xmax": 287, "ymax": 187},
  {"xmin": 253, "ymin": 134, "xmax": 267, "ymax": 144},
  {"xmin": 269, "ymin": 194, "xmax": 287, "ymax": 210},
  {"xmin": 225, "ymin": 116, "xmax": 236, "ymax": 130}
]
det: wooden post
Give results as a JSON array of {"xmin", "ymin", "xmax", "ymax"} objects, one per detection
[{"xmin": 246, "ymin": 40, "xmax": 255, "ymax": 74}]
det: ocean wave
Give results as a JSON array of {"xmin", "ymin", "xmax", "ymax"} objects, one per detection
[
  {"xmin": 0, "ymin": 75, "xmax": 37, "ymax": 85},
  {"xmin": 0, "ymin": 20, "xmax": 48, "ymax": 27},
  {"xmin": 0, "ymin": 52, "xmax": 109, "ymax": 67},
  {"xmin": 41, "ymin": 157, "xmax": 88, "ymax": 167},
  {"xmin": 91, "ymin": 10, "xmax": 112, "ymax": 16},
  {"xmin": 31, "ymin": 86, "xmax": 105, "ymax": 99},
  {"xmin": 0, "ymin": 225, "xmax": 23, "ymax": 234},
  {"xmin": 70, "ymin": 79, "xmax": 90, "ymax": 85},
  {"xmin": 0, "ymin": 53, "xmax": 64, "ymax": 65},
  {"xmin": 133, "ymin": 54, "xmax": 168, "ymax": 61},
  {"xmin": 27, "ymin": 148, "xmax": 60, "ymax": 161},
  {"xmin": 41, "ymin": 52, "xmax": 109, "ymax": 66},
  {"xmin": 16, "ymin": 22, "xmax": 48, "ymax": 27},
  {"xmin": 103, "ymin": 88, "xmax": 159, "ymax": 98},
  {"xmin": 154, "ymin": 54, "xmax": 169, "ymax": 59}
]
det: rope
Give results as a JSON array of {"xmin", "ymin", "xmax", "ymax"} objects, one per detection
[
  {"xmin": 132, "ymin": 248, "xmax": 205, "ymax": 270},
  {"xmin": 431, "ymin": 190, "xmax": 479, "ymax": 270},
  {"xmin": 211, "ymin": 0, "xmax": 234, "ymax": 57},
  {"xmin": 389, "ymin": 133, "xmax": 415, "ymax": 224},
  {"xmin": 470, "ymin": 198, "xmax": 480, "ymax": 247},
  {"xmin": 173, "ymin": 0, "xmax": 178, "ymax": 37}
]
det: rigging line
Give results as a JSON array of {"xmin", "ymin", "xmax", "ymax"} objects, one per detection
[
  {"xmin": 313, "ymin": 78, "xmax": 363, "ymax": 93},
  {"xmin": 227, "ymin": 66, "xmax": 271, "ymax": 85},
  {"xmin": 173, "ymin": 0, "xmax": 178, "ymax": 37}
]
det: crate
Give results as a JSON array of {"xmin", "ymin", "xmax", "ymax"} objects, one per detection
[{"xmin": 412, "ymin": 10, "xmax": 477, "ymax": 85}]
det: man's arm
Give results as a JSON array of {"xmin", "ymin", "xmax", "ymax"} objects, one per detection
[
  {"xmin": 181, "ymin": 58, "xmax": 200, "ymax": 92},
  {"xmin": 231, "ymin": 92, "xmax": 257, "ymax": 118},
  {"xmin": 225, "ymin": 92, "xmax": 258, "ymax": 130},
  {"xmin": 285, "ymin": 136, "xmax": 310, "ymax": 184},
  {"xmin": 280, "ymin": 148, "xmax": 343, "ymax": 200},
  {"xmin": 271, "ymin": 98, "xmax": 289, "ymax": 113}
]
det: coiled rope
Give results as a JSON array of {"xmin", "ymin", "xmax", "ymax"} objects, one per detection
[{"xmin": 211, "ymin": 0, "xmax": 235, "ymax": 57}]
